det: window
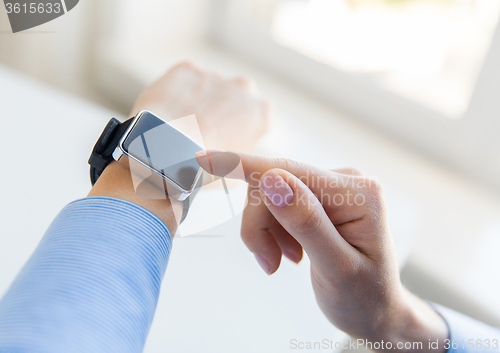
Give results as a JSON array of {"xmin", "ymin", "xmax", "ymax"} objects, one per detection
[
  {"xmin": 270, "ymin": 0, "xmax": 500, "ymax": 118},
  {"xmin": 213, "ymin": 0, "xmax": 500, "ymax": 188}
]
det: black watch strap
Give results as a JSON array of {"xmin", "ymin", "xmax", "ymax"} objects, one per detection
[
  {"xmin": 88, "ymin": 117, "xmax": 133, "ymax": 186},
  {"xmin": 88, "ymin": 117, "xmax": 192, "ymax": 223}
]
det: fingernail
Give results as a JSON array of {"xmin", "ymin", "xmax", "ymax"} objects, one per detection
[
  {"xmin": 195, "ymin": 150, "xmax": 224, "ymax": 175},
  {"xmin": 195, "ymin": 149, "xmax": 224, "ymax": 158},
  {"xmin": 282, "ymin": 249, "xmax": 301, "ymax": 264},
  {"xmin": 260, "ymin": 171, "xmax": 294, "ymax": 207},
  {"xmin": 254, "ymin": 253, "xmax": 272, "ymax": 275},
  {"xmin": 195, "ymin": 150, "xmax": 207, "ymax": 158}
]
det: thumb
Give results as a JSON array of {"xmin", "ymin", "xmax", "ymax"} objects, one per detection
[{"xmin": 259, "ymin": 169, "xmax": 354, "ymax": 265}]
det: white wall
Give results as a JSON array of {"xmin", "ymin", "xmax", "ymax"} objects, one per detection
[
  {"xmin": 0, "ymin": 0, "xmax": 212, "ymax": 105},
  {"xmin": 109, "ymin": 0, "xmax": 210, "ymax": 47},
  {"xmin": 0, "ymin": 0, "xmax": 96, "ymax": 95}
]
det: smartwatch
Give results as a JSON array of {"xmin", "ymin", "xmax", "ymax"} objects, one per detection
[{"xmin": 88, "ymin": 110, "xmax": 204, "ymax": 223}]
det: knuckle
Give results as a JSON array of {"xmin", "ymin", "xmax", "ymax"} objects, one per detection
[
  {"xmin": 295, "ymin": 204, "xmax": 323, "ymax": 237},
  {"xmin": 350, "ymin": 168, "xmax": 364, "ymax": 176},
  {"xmin": 360, "ymin": 177, "xmax": 383, "ymax": 196},
  {"xmin": 345, "ymin": 167, "xmax": 365, "ymax": 176},
  {"xmin": 207, "ymin": 70, "xmax": 223, "ymax": 81},
  {"xmin": 174, "ymin": 61, "xmax": 200, "ymax": 72},
  {"xmin": 232, "ymin": 76, "xmax": 256, "ymax": 89},
  {"xmin": 276, "ymin": 157, "xmax": 300, "ymax": 173},
  {"xmin": 367, "ymin": 183, "xmax": 384, "ymax": 210},
  {"xmin": 358, "ymin": 177, "xmax": 386, "ymax": 223}
]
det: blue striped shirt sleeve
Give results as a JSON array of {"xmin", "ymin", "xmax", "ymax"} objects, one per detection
[
  {"xmin": 433, "ymin": 304, "xmax": 500, "ymax": 353},
  {"xmin": 0, "ymin": 197, "xmax": 172, "ymax": 353}
]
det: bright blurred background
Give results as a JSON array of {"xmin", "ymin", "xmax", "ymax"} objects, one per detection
[{"xmin": 1, "ymin": 1, "xmax": 500, "ymax": 352}]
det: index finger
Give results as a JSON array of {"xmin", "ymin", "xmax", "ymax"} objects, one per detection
[{"xmin": 195, "ymin": 150, "xmax": 358, "ymax": 195}]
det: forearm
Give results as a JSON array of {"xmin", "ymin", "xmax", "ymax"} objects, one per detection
[{"xmin": 0, "ymin": 197, "xmax": 172, "ymax": 353}]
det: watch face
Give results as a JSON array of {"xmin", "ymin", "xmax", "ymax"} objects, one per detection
[{"xmin": 122, "ymin": 111, "xmax": 203, "ymax": 192}]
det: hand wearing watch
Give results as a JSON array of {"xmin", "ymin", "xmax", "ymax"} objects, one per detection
[{"xmin": 88, "ymin": 110, "xmax": 204, "ymax": 223}]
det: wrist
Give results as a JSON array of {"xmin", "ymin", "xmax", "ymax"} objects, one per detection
[
  {"xmin": 369, "ymin": 288, "xmax": 449, "ymax": 353},
  {"xmin": 87, "ymin": 161, "xmax": 183, "ymax": 234}
]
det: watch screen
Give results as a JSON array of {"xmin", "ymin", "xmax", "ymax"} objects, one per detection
[{"xmin": 122, "ymin": 111, "xmax": 203, "ymax": 191}]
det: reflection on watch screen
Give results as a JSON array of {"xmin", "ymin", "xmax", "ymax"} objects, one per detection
[{"xmin": 122, "ymin": 111, "xmax": 203, "ymax": 191}]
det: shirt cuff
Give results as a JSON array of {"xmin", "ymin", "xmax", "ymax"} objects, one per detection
[{"xmin": 432, "ymin": 304, "xmax": 500, "ymax": 353}]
